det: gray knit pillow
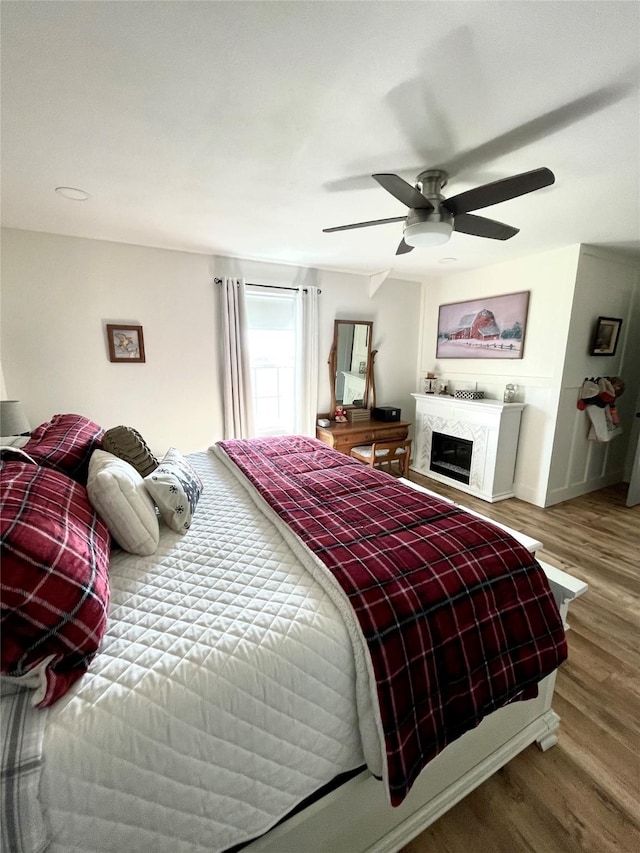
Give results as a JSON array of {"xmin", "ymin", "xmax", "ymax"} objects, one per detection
[{"xmin": 102, "ymin": 426, "xmax": 158, "ymax": 478}]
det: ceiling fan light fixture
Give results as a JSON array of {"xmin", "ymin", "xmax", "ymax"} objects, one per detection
[{"xmin": 403, "ymin": 220, "xmax": 453, "ymax": 248}]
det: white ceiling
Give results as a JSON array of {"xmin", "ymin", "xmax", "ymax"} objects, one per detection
[{"xmin": 2, "ymin": 1, "xmax": 639, "ymax": 279}]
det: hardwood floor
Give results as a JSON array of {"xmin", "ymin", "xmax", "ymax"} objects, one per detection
[{"xmin": 400, "ymin": 475, "xmax": 640, "ymax": 853}]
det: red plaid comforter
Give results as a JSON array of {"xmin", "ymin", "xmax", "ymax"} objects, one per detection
[
  {"xmin": 218, "ymin": 436, "xmax": 567, "ymax": 805},
  {"xmin": 1, "ymin": 462, "xmax": 111, "ymax": 707}
]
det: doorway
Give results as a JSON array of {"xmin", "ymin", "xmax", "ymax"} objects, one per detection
[{"xmin": 625, "ymin": 390, "xmax": 640, "ymax": 507}]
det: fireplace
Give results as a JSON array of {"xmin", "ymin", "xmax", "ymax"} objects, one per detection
[
  {"xmin": 411, "ymin": 393, "xmax": 525, "ymax": 502},
  {"xmin": 430, "ymin": 432, "xmax": 473, "ymax": 484}
]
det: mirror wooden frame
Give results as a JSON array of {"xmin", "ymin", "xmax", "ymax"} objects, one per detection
[{"xmin": 328, "ymin": 320, "xmax": 377, "ymax": 417}]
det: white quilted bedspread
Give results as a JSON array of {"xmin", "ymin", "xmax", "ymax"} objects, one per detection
[{"xmin": 39, "ymin": 451, "xmax": 367, "ymax": 853}]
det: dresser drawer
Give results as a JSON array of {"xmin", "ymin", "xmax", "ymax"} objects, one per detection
[
  {"xmin": 351, "ymin": 427, "xmax": 408, "ymax": 444},
  {"xmin": 371, "ymin": 425, "xmax": 406, "ymax": 441},
  {"xmin": 333, "ymin": 433, "xmax": 369, "ymax": 450},
  {"xmin": 350, "ymin": 430, "xmax": 375, "ymax": 444}
]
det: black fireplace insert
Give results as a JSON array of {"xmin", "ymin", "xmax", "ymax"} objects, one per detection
[{"xmin": 430, "ymin": 432, "xmax": 473, "ymax": 484}]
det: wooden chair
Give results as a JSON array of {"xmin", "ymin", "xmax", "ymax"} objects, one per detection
[{"xmin": 350, "ymin": 439, "xmax": 412, "ymax": 478}]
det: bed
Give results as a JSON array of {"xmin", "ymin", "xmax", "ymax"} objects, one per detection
[{"xmin": 0, "ymin": 416, "xmax": 586, "ymax": 853}]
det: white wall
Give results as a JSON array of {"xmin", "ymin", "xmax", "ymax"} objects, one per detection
[
  {"xmin": 416, "ymin": 245, "xmax": 581, "ymax": 506},
  {"xmin": 1, "ymin": 229, "xmax": 421, "ymax": 454},
  {"xmin": 546, "ymin": 246, "xmax": 640, "ymax": 505},
  {"xmin": 2, "ymin": 229, "xmax": 220, "ymax": 452}
]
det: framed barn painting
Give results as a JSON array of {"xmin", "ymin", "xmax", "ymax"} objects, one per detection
[
  {"xmin": 436, "ymin": 291, "xmax": 530, "ymax": 359},
  {"xmin": 106, "ymin": 324, "xmax": 146, "ymax": 362}
]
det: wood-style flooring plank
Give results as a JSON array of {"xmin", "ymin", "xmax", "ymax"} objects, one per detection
[{"xmin": 400, "ymin": 476, "xmax": 640, "ymax": 853}]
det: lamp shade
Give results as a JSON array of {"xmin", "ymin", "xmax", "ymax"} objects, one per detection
[{"xmin": 0, "ymin": 400, "xmax": 31, "ymax": 435}]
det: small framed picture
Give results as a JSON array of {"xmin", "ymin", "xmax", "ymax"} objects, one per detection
[
  {"xmin": 589, "ymin": 316, "xmax": 622, "ymax": 356},
  {"xmin": 106, "ymin": 324, "xmax": 146, "ymax": 362}
]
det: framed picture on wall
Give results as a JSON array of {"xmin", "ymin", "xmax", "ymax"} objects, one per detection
[
  {"xmin": 436, "ymin": 291, "xmax": 530, "ymax": 359},
  {"xmin": 589, "ymin": 316, "xmax": 622, "ymax": 356},
  {"xmin": 106, "ymin": 324, "xmax": 146, "ymax": 362}
]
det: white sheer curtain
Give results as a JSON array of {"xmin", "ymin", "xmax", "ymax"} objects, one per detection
[
  {"xmin": 219, "ymin": 277, "xmax": 254, "ymax": 439},
  {"xmin": 294, "ymin": 285, "xmax": 320, "ymax": 436}
]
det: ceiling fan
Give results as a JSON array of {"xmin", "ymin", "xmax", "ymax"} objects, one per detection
[{"xmin": 323, "ymin": 167, "xmax": 555, "ymax": 254}]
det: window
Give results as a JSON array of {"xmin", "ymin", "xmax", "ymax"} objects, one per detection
[{"xmin": 246, "ymin": 291, "xmax": 296, "ymax": 436}]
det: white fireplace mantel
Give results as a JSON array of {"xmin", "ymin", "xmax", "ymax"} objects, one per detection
[{"xmin": 411, "ymin": 393, "xmax": 524, "ymax": 502}]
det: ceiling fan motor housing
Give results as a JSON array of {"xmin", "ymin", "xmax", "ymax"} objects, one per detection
[
  {"xmin": 403, "ymin": 169, "xmax": 453, "ymax": 246},
  {"xmin": 407, "ymin": 169, "xmax": 453, "ymax": 226},
  {"xmin": 417, "ymin": 169, "xmax": 448, "ymax": 195}
]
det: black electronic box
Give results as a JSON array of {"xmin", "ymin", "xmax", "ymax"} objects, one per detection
[{"xmin": 373, "ymin": 406, "xmax": 401, "ymax": 422}]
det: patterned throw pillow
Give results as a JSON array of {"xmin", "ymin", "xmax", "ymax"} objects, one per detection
[
  {"xmin": 102, "ymin": 425, "xmax": 158, "ymax": 478},
  {"xmin": 22, "ymin": 413, "xmax": 104, "ymax": 484},
  {"xmin": 0, "ymin": 462, "xmax": 111, "ymax": 707},
  {"xmin": 144, "ymin": 448, "xmax": 203, "ymax": 533}
]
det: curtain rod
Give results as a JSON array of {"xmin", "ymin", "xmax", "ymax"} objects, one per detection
[{"xmin": 214, "ymin": 277, "xmax": 321, "ymax": 294}]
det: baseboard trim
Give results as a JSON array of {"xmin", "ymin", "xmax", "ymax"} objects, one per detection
[{"xmin": 545, "ymin": 471, "xmax": 624, "ymax": 506}]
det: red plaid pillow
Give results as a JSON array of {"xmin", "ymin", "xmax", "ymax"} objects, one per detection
[
  {"xmin": 1, "ymin": 462, "xmax": 111, "ymax": 707},
  {"xmin": 22, "ymin": 413, "xmax": 104, "ymax": 484}
]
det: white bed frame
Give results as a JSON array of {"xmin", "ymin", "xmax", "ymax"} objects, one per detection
[{"xmin": 246, "ymin": 487, "xmax": 587, "ymax": 853}]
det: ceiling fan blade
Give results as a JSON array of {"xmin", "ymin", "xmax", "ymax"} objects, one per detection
[
  {"xmin": 453, "ymin": 213, "xmax": 519, "ymax": 241},
  {"xmin": 372, "ymin": 173, "xmax": 434, "ymax": 211},
  {"xmin": 444, "ymin": 75, "xmax": 636, "ymax": 179},
  {"xmin": 443, "ymin": 167, "xmax": 555, "ymax": 215},
  {"xmin": 323, "ymin": 216, "xmax": 406, "ymax": 233},
  {"xmin": 396, "ymin": 238, "xmax": 414, "ymax": 255}
]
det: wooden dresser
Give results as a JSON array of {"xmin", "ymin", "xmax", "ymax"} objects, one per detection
[{"xmin": 316, "ymin": 418, "xmax": 411, "ymax": 456}]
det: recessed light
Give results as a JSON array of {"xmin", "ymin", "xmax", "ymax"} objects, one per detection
[
  {"xmin": 55, "ymin": 186, "xmax": 90, "ymax": 201},
  {"xmin": 438, "ymin": 257, "xmax": 458, "ymax": 264}
]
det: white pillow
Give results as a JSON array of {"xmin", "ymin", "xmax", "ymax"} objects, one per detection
[
  {"xmin": 144, "ymin": 447, "xmax": 203, "ymax": 533},
  {"xmin": 87, "ymin": 449, "xmax": 160, "ymax": 556}
]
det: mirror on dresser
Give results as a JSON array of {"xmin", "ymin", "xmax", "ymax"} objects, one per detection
[{"xmin": 328, "ymin": 319, "xmax": 377, "ymax": 415}]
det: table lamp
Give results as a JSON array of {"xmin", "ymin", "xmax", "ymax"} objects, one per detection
[{"xmin": 0, "ymin": 400, "xmax": 31, "ymax": 436}]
